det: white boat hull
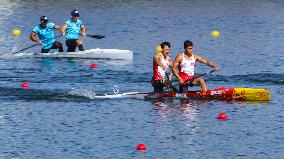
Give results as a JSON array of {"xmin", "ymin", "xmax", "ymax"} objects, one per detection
[
  {"xmin": 93, "ymin": 92, "xmax": 147, "ymax": 99},
  {"xmin": 2, "ymin": 48, "xmax": 133, "ymax": 60}
]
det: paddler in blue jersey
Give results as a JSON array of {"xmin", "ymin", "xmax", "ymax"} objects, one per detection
[
  {"xmin": 61, "ymin": 9, "xmax": 86, "ymax": 52},
  {"xmin": 30, "ymin": 16, "xmax": 64, "ymax": 53},
  {"xmin": 172, "ymin": 40, "xmax": 220, "ymax": 92}
]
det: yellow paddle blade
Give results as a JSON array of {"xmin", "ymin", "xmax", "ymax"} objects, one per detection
[{"xmin": 234, "ymin": 88, "xmax": 270, "ymax": 101}]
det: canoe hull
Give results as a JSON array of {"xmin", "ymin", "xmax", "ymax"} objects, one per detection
[
  {"xmin": 92, "ymin": 87, "xmax": 270, "ymax": 101},
  {"xmin": 161, "ymin": 87, "xmax": 270, "ymax": 101},
  {"xmin": 3, "ymin": 48, "xmax": 133, "ymax": 60}
]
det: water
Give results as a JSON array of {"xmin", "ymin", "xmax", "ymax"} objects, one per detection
[{"xmin": 1, "ymin": 0, "xmax": 284, "ymax": 158}]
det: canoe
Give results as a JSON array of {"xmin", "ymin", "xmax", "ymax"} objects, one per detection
[
  {"xmin": 160, "ymin": 87, "xmax": 270, "ymax": 101},
  {"xmin": 1, "ymin": 48, "xmax": 133, "ymax": 60},
  {"xmin": 90, "ymin": 87, "xmax": 270, "ymax": 101}
]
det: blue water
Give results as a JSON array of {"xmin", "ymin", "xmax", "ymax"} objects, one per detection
[{"xmin": 1, "ymin": 0, "xmax": 284, "ymax": 158}]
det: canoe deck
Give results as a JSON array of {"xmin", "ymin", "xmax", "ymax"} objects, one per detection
[
  {"xmin": 90, "ymin": 87, "xmax": 270, "ymax": 101},
  {"xmin": 1, "ymin": 48, "xmax": 133, "ymax": 60},
  {"xmin": 160, "ymin": 87, "xmax": 270, "ymax": 101}
]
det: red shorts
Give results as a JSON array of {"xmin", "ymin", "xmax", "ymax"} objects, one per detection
[{"xmin": 179, "ymin": 72, "xmax": 194, "ymax": 83}]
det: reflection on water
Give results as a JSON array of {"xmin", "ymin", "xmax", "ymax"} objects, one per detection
[
  {"xmin": 0, "ymin": 0, "xmax": 18, "ymax": 20},
  {"xmin": 153, "ymin": 98, "xmax": 204, "ymax": 120},
  {"xmin": 179, "ymin": 99, "xmax": 199, "ymax": 120},
  {"xmin": 0, "ymin": 0, "xmax": 24, "ymax": 37},
  {"xmin": 0, "ymin": 0, "xmax": 20, "ymax": 50},
  {"xmin": 151, "ymin": 98, "xmax": 205, "ymax": 152},
  {"xmin": 153, "ymin": 98, "xmax": 200, "ymax": 126}
]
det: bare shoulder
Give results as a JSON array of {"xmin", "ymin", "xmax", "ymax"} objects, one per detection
[
  {"xmin": 193, "ymin": 53, "xmax": 200, "ymax": 58},
  {"xmin": 153, "ymin": 53, "xmax": 161, "ymax": 59},
  {"xmin": 175, "ymin": 52, "xmax": 183, "ymax": 59},
  {"xmin": 193, "ymin": 54, "xmax": 202, "ymax": 60},
  {"xmin": 172, "ymin": 53, "xmax": 183, "ymax": 63}
]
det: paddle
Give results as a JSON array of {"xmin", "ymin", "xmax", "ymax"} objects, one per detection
[
  {"xmin": 164, "ymin": 71, "xmax": 178, "ymax": 93},
  {"xmin": 86, "ymin": 34, "xmax": 105, "ymax": 39},
  {"xmin": 173, "ymin": 69, "xmax": 216, "ymax": 87},
  {"xmin": 186, "ymin": 70, "xmax": 216, "ymax": 85},
  {"xmin": 12, "ymin": 34, "xmax": 104, "ymax": 54},
  {"xmin": 12, "ymin": 34, "xmax": 63, "ymax": 55},
  {"xmin": 12, "ymin": 44, "xmax": 38, "ymax": 54}
]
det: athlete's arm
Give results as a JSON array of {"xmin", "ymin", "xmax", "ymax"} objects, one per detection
[
  {"xmin": 195, "ymin": 54, "xmax": 220, "ymax": 70},
  {"xmin": 30, "ymin": 32, "xmax": 42, "ymax": 45},
  {"xmin": 61, "ymin": 24, "xmax": 68, "ymax": 35},
  {"xmin": 171, "ymin": 53, "xmax": 184, "ymax": 84},
  {"xmin": 81, "ymin": 25, "xmax": 86, "ymax": 36},
  {"xmin": 168, "ymin": 56, "xmax": 173, "ymax": 68},
  {"xmin": 153, "ymin": 54, "xmax": 167, "ymax": 70},
  {"xmin": 54, "ymin": 25, "xmax": 64, "ymax": 34}
]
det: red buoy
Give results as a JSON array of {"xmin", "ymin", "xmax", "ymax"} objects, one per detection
[
  {"xmin": 90, "ymin": 63, "xmax": 97, "ymax": 68},
  {"xmin": 217, "ymin": 112, "xmax": 228, "ymax": 120},
  {"xmin": 136, "ymin": 143, "xmax": 146, "ymax": 151},
  {"xmin": 21, "ymin": 82, "xmax": 29, "ymax": 88}
]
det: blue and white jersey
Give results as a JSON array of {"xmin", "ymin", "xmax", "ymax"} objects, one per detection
[
  {"xmin": 33, "ymin": 23, "xmax": 56, "ymax": 49},
  {"xmin": 65, "ymin": 19, "xmax": 83, "ymax": 40}
]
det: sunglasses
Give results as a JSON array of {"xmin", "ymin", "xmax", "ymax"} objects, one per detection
[{"xmin": 41, "ymin": 20, "xmax": 48, "ymax": 23}]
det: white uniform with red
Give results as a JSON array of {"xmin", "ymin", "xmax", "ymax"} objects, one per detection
[
  {"xmin": 178, "ymin": 53, "xmax": 196, "ymax": 81},
  {"xmin": 153, "ymin": 53, "xmax": 170, "ymax": 80}
]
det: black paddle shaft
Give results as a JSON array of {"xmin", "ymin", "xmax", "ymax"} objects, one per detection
[
  {"xmin": 172, "ymin": 70, "xmax": 216, "ymax": 87},
  {"xmin": 187, "ymin": 70, "xmax": 216, "ymax": 84},
  {"xmin": 12, "ymin": 44, "xmax": 38, "ymax": 54},
  {"xmin": 12, "ymin": 34, "xmax": 105, "ymax": 54},
  {"xmin": 165, "ymin": 71, "xmax": 178, "ymax": 92},
  {"xmin": 86, "ymin": 34, "xmax": 105, "ymax": 39},
  {"xmin": 12, "ymin": 34, "xmax": 63, "ymax": 54}
]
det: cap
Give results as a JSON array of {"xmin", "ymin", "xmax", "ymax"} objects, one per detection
[
  {"xmin": 71, "ymin": 9, "xmax": 80, "ymax": 17},
  {"xmin": 40, "ymin": 16, "xmax": 48, "ymax": 23}
]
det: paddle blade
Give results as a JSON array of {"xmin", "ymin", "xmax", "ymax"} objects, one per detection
[
  {"xmin": 87, "ymin": 34, "xmax": 105, "ymax": 39},
  {"xmin": 12, "ymin": 44, "xmax": 38, "ymax": 54},
  {"xmin": 163, "ymin": 79, "xmax": 171, "ymax": 87},
  {"xmin": 164, "ymin": 79, "xmax": 178, "ymax": 93}
]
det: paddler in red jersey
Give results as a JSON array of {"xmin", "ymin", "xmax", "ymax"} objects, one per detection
[
  {"xmin": 172, "ymin": 40, "xmax": 220, "ymax": 92},
  {"xmin": 151, "ymin": 41, "xmax": 173, "ymax": 93}
]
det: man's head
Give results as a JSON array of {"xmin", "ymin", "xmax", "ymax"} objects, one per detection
[
  {"xmin": 71, "ymin": 9, "xmax": 80, "ymax": 21},
  {"xmin": 40, "ymin": 16, "xmax": 48, "ymax": 27},
  {"xmin": 184, "ymin": 40, "xmax": 193, "ymax": 54},
  {"xmin": 160, "ymin": 41, "xmax": 171, "ymax": 55}
]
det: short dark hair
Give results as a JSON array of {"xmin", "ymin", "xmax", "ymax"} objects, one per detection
[
  {"xmin": 184, "ymin": 40, "xmax": 193, "ymax": 49},
  {"xmin": 160, "ymin": 41, "xmax": 171, "ymax": 49}
]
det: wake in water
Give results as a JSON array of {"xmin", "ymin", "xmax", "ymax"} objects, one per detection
[
  {"xmin": 69, "ymin": 85, "xmax": 122, "ymax": 99},
  {"xmin": 69, "ymin": 87, "xmax": 97, "ymax": 99},
  {"xmin": 0, "ymin": 86, "xmax": 93, "ymax": 101}
]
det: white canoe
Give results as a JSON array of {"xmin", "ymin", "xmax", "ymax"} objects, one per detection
[
  {"xmin": 93, "ymin": 92, "xmax": 148, "ymax": 99},
  {"xmin": 2, "ymin": 48, "xmax": 133, "ymax": 60}
]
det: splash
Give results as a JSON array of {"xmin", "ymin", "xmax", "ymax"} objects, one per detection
[{"xmin": 69, "ymin": 87, "xmax": 97, "ymax": 99}]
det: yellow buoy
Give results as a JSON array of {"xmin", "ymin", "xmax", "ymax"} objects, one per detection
[
  {"xmin": 156, "ymin": 45, "xmax": 162, "ymax": 52},
  {"xmin": 12, "ymin": 29, "xmax": 22, "ymax": 36},
  {"xmin": 211, "ymin": 31, "xmax": 220, "ymax": 38}
]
